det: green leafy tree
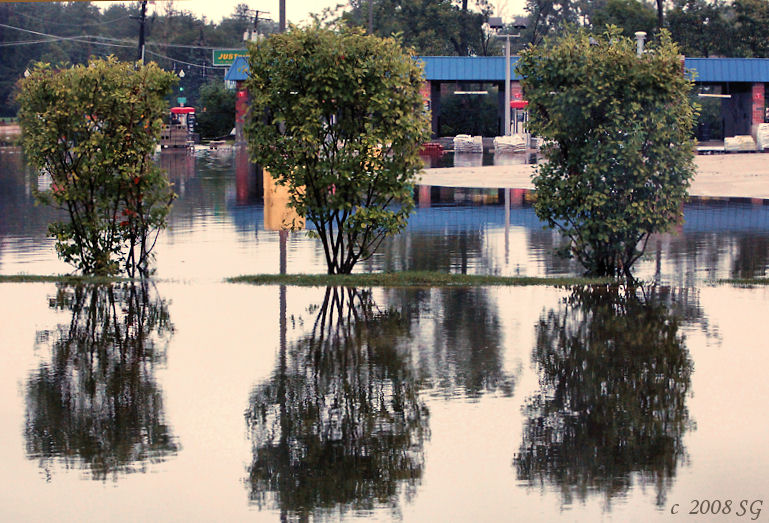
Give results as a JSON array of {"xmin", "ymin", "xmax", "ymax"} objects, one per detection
[
  {"xmin": 524, "ymin": 0, "xmax": 583, "ymax": 44},
  {"xmin": 245, "ymin": 26, "xmax": 430, "ymax": 274},
  {"xmin": 196, "ymin": 79, "xmax": 236, "ymax": 139},
  {"xmin": 667, "ymin": 0, "xmax": 732, "ymax": 57},
  {"xmin": 0, "ymin": 3, "xmax": 267, "ymax": 117},
  {"xmin": 518, "ymin": 28, "xmax": 697, "ymax": 276},
  {"xmin": 733, "ymin": 0, "xmax": 769, "ymax": 57},
  {"xmin": 590, "ymin": 0, "xmax": 657, "ymax": 38},
  {"xmin": 17, "ymin": 57, "xmax": 177, "ymax": 277},
  {"xmin": 335, "ymin": 0, "xmax": 494, "ymax": 56}
]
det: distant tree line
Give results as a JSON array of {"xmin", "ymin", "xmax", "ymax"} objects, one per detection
[
  {"xmin": 3, "ymin": 0, "xmax": 769, "ymax": 121},
  {"xmin": 519, "ymin": 0, "xmax": 769, "ymax": 58},
  {"xmin": 332, "ymin": 0, "xmax": 769, "ymax": 59},
  {"xmin": 0, "ymin": 2, "xmax": 273, "ymax": 119}
]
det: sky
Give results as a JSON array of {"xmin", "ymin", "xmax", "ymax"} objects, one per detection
[
  {"xmin": 99, "ymin": 0, "xmax": 523, "ymax": 25},
  {"xmin": 100, "ymin": 0, "xmax": 364, "ymax": 24}
]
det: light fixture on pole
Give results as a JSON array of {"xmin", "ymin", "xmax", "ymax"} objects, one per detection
[
  {"xmin": 634, "ymin": 31, "xmax": 647, "ymax": 57},
  {"xmin": 177, "ymin": 70, "xmax": 186, "ymax": 107}
]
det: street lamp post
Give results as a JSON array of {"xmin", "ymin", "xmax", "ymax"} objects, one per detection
[{"xmin": 489, "ymin": 19, "xmax": 524, "ymax": 136}]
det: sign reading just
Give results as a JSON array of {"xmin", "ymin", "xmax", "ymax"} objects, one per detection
[{"xmin": 212, "ymin": 49, "xmax": 248, "ymax": 67}]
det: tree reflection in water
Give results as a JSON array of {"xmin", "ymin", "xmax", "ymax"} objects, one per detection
[
  {"xmin": 25, "ymin": 283, "xmax": 178, "ymax": 481},
  {"xmin": 246, "ymin": 287, "xmax": 428, "ymax": 520},
  {"xmin": 515, "ymin": 285, "xmax": 695, "ymax": 508}
]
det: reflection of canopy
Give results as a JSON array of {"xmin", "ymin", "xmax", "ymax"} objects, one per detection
[
  {"xmin": 246, "ymin": 287, "xmax": 427, "ymax": 517},
  {"xmin": 25, "ymin": 283, "xmax": 178, "ymax": 481},
  {"xmin": 515, "ymin": 285, "xmax": 694, "ymax": 507},
  {"xmin": 171, "ymin": 107, "xmax": 195, "ymax": 114}
]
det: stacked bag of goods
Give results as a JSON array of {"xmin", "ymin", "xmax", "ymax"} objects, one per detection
[
  {"xmin": 493, "ymin": 134, "xmax": 527, "ymax": 153},
  {"xmin": 756, "ymin": 124, "xmax": 769, "ymax": 151},
  {"xmin": 724, "ymin": 135, "xmax": 757, "ymax": 152},
  {"xmin": 453, "ymin": 134, "xmax": 483, "ymax": 153}
]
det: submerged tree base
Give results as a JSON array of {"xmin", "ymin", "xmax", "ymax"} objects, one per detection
[
  {"xmin": 715, "ymin": 278, "xmax": 769, "ymax": 286},
  {"xmin": 11, "ymin": 273, "xmax": 767, "ymax": 288},
  {"xmin": 0, "ymin": 274, "xmax": 133, "ymax": 284},
  {"xmin": 226, "ymin": 272, "xmax": 613, "ymax": 287}
]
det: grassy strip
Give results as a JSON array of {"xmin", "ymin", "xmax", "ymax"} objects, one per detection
[
  {"xmin": 226, "ymin": 272, "xmax": 613, "ymax": 288},
  {"xmin": 0, "ymin": 274, "xmax": 132, "ymax": 284},
  {"xmin": 715, "ymin": 278, "xmax": 769, "ymax": 286}
]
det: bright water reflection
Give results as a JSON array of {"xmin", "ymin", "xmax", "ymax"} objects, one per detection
[
  {"xmin": 2, "ymin": 147, "xmax": 769, "ymax": 521},
  {"xmin": 2, "ymin": 282, "xmax": 769, "ymax": 521}
]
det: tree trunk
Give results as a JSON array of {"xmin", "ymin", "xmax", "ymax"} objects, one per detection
[{"xmin": 656, "ymin": 0, "xmax": 664, "ymax": 31}]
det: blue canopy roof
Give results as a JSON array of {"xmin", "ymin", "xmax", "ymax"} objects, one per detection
[
  {"xmin": 685, "ymin": 58, "xmax": 769, "ymax": 82},
  {"xmin": 418, "ymin": 56, "xmax": 523, "ymax": 81},
  {"xmin": 225, "ymin": 56, "xmax": 250, "ymax": 82},
  {"xmin": 226, "ymin": 55, "xmax": 769, "ymax": 84}
]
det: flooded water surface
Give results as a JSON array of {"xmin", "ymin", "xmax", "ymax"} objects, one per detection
[
  {"xmin": 3, "ymin": 147, "xmax": 769, "ymax": 283},
  {"xmin": 1, "ymin": 148, "xmax": 768, "ymax": 521}
]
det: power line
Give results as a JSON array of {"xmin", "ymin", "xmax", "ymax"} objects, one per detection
[
  {"xmin": 0, "ymin": 24, "xmax": 135, "ymax": 50},
  {"xmin": 0, "ymin": 22, "xmax": 222, "ymax": 70},
  {"xmin": 0, "ymin": 38, "xmax": 62, "ymax": 47},
  {"xmin": 13, "ymin": 11, "xmax": 133, "ymax": 28},
  {"xmin": 0, "ymin": 22, "xmax": 240, "ymax": 51},
  {"xmin": 0, "ymin": 21, "xmax": 67, "ymax": 38},
  {"xmin": 144, "ymin": 49, "xmax": 212, "ymax": 70}
]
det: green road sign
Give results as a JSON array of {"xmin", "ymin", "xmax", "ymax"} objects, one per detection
[
  {"xmin": 213, "ymin": 49, "xmax": 247, "ymax": 67},
  {"xmin": 177, "ymin": 97, "xmax": 187, "ymax": 105}
]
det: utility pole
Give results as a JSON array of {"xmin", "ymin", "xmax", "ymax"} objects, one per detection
[
  {"xmin": 137, "ymin": 1, "xmax": 147, "ymax": 64},
  {"xmin": 246, "ymin": 9, "xmax": 270, "ymax": 40},
  {"xmin": 492, "ymin": 24, "xmax": 524, "ymax": 136},
  {"xmin": 368, "ymin": 0, "xmax": 374, "ymax": 34},
  {"xmin": 279, "ymin": 0, "xmax": 286, "ymax": 33}
]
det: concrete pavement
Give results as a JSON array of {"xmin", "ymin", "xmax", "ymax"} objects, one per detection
[{"xmin": 418, "ymin": 153, "xmax": 769, "ymax": 199}]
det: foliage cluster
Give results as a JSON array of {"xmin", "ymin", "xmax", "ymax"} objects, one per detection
[
  {"xmin": 196, "ymin": 80, "xmax": 236, "ymax": 139},
  {"xmin": 5, "ymin": 0, "xmax": 769, "ymax": 126},
  {"xmin": 245, "ymin": 26, "xmax": 430, "ymax": 274},
  {"xmin": 518, "ymin": 28, "xmax": 696, "ymax": 276},
  {"xmin": 332, "ymin": 0, "xmax": 497, "ymax": 56},
  {"xmin": 18, "ymin": 57, "xmax": 177, "ymax": 277},
  {"xmin": 522, "ymin": 0, "xmax": 769, "ymax": 59}
]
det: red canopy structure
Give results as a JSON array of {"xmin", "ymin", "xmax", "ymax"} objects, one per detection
[
  {"xmin": 510, "ymin": 100, "xmax": 529, "ymax": 109},
  {"xmin": 171, "ymin": 107, "xmax": 196, "ymax": 114}
]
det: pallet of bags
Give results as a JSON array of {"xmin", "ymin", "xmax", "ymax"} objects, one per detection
[
  {"xmin": 453, "ymin": 134, "xmax": 483, "ymax": 153},
  {"xmin": 756, "ymin": 124, "xmax": 769, "ymax": 151},
  {"xmin": 724, "ymin": 135, "xmax": 757, "ymax": 152},
  {"xmin": 493, "ymin": 134, "xmax": 527, "ymax": 153}
]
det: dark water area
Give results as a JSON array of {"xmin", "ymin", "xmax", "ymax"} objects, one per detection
[{"xmin": 1, "ymin": 147, "xmax": 769, "ymax": 521}]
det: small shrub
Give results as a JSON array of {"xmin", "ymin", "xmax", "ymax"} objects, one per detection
[{"xmin": 17, "ymin": 57, "xmax": 177, "ymax": 277}]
